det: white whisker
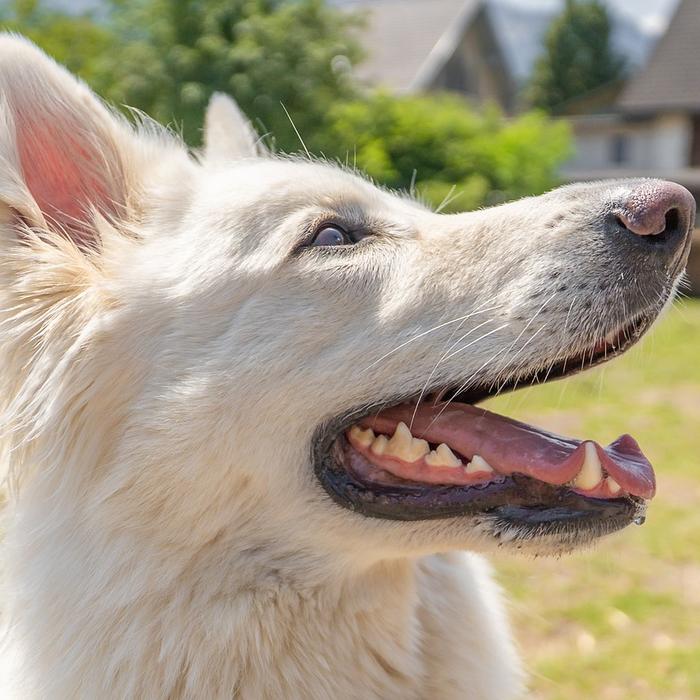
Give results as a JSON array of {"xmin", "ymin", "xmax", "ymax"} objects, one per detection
[
  {"xmin": 422, "ymin": 346, "xmax": 509, "ymax": 433},
  {"xmin": 441, "ymin": 323, "xmax": 510, "ymax": 363},
  {"xmin": 493, "ymin": 323, "xmax": 549, "ymax": 393},
  {"xmin": 435, "ymin": 185, "xmax": 461, "ymax": 214},
  {"xmin": 362, "ymin": 301, "xmax": 501, "ymax": 372},
  {"xmin": 408, "ymin": 317, "xmax": 498, "ymax": 430},
  {"xmin": 280, "ymin": 103, "xmax": 311, "ymax": 160}
]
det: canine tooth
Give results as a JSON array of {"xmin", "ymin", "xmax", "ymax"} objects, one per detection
[
  {"xmin": 349, "ymin": 425, "xmax": 375, "ymax": 448},
  {"xmin": 464, "ymin": 454, "xmax": 494, "ymax": 474},
  {"xmin": 573, "ymin": 442, "xmax": 603, "ymax": 490},
  {"xmin": 425, "ymin": 443, "xmax": 462, "ymax": 468},
  {"xmin": 386, "ymin": 422, "xmax": 430, "ymax": 462},
  {"xmin": 370, "ymin": 434, "xmax": 389, "ymax": 455},
  {"xmin": 386, "ymin": 422, "xmax": 429, "ymax": 462},
  {"xmin": 385, "ymin": 422, "xmax": 412, "ymax": 457},
  {"xmin": 391, "ymin": 422, "xmax": 413, "ymax": 447},
  {"xmin": 607, "ymin": 476, "xmax": 622, "ymax": 494}
]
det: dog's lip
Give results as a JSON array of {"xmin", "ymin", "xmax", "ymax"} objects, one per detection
[
  {"xmin": 358, "ymin": 402, "xmax": 655, "ymax": 500},
  {"xmin": 315, "ymin": 434, "xmax": 647, "ymax": 530},
  {"xmin": 313, "ymin": 410, "xmax": 648, "ymax": 532}
]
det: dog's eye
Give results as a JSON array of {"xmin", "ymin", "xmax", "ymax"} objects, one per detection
[{"xmin": 311, "ymin": 225, "xmax": 351, "ymax": 247}]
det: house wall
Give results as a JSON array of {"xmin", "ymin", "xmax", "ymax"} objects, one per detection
[{"xmin": 566, "ymin": 113, "xmax": 693, "ymax": 171}]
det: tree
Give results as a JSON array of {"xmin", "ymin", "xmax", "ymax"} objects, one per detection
[
  {"xmin": 1, "ymin": 0, "xmax": 362, "ymax": 149},
  {"xmin": 319, "ymin": 93, "xmax": 571, "ymax": 212},
  {"xmin": 97, "ymin": 0, "xmax": 362, "ymax": 148},
  {"xmin": 528, "ymin": 0, "xmax": 626, "ymax": 113}
]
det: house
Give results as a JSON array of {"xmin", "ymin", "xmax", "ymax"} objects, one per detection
[
  {"xmin": 345, "ymin": 0, "xmax": 518, "ymax": 111},
  {"xmin": 561, "ymin": 0, "xmax": 700, "ymax": 292}
]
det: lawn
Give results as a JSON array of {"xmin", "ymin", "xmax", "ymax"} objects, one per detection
[{"xmin": 485, "ymin": 298, "xmax": 700, "ymax": 700}]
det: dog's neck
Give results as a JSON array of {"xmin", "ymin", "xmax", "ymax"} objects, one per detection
[
  {"xmin": 199, "ymin": 557, "xmax": 427, "ymax": 698},
  {"xmin": 3, "ymin": 502, "xmax": 433, "ymax": 698}
]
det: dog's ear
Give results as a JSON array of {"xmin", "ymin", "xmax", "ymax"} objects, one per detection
[
  {"xmin": 204, "ymin": 92, "xmax": 267, "ymax": 162},
  {"xmin": 0, "ymin": 35, "xmax": 149, "ymax": 250}
]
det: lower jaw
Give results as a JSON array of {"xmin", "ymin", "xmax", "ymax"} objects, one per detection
[{"xmin": 315, "ymin": 435, "xmax": 646, "ymax": 543}]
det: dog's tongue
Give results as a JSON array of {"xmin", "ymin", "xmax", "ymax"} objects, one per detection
[{"xmin": 364, "ymin": 403, "xmax": 655, "ymax": 499}]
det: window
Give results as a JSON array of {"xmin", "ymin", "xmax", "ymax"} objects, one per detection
[
  {"xmin": 691, "ymin": 116, "xmax": 700, "ymax": 166},
  {"xmin": 610, "ymin": 134, "xmax": 628, "ymax": 165}
]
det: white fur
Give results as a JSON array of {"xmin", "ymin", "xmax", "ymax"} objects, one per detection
[
  {"xmin": 205, "ymin": 92, "xmax": 267, "ymax": 162},
  {"xmin": 0, "ymin": 36, "xmax": 674, "ymax": 699}
]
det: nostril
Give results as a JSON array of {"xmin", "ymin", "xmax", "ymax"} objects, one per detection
[
  {"xmin": 606, "ymin": 181, "xmax": 695, "ymax": 265},
  {"xmin": 613, "ymin": 214, "xmax": 628, "ymax": 231},
  {"xmin": 642, "ymin": 208, "xmax": 678, "ymax": 246},
  {"xmin": 664, "ymin": 207, "xmax": 680, "ymax": 236}
]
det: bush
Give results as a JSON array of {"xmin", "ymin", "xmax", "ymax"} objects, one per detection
[{"xmin": 319, "ymin": 93, "xmax": 572, "ymax": 211}]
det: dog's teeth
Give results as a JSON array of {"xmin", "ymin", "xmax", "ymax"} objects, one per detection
[
  {"xmin": 349, "ymin": 425, "xmax": 375, "ymax": 448},
  {"xmin": 409, "ymin": 439, "xmax": 430, "ymax": 461},
  {"xmin": 605, "ymin": 330, "xmax": 619, "ymax": 345},
  {"xmin": 385, "ymin": 422, "xmax": 412, "ymax": 454},
  {"xmin": 409, "ymin": 438, "xmax": 431, "ymax": 461},
  {"xmin": 607, "ymin": 476, "xmax": 622, "ymax": 494},
  {"xmin": 385, "ymin": 422, "xmax": 429, "ymax": 462},
  {"xmin": 394, "ymin": 422, "xmax": 414, "ymax": 443},
  {"xmin": 464, "ymin": 454, "xmax": 495, "ymax": 474},
  {"xmin": 425, "ymin": 443, "xmax": 462, "ymax": 468},
  {"xmin": 370, "ymin": 434, "xmax": 389, "ymax": 456},
  {"xmin": 573, "ymin": 442, "xmax": 603, "ymax": 490}
]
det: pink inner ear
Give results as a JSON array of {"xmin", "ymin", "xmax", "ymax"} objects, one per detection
[{"xmin": 17, "ymin": 117, "xmax": 118, "ymax": 248}]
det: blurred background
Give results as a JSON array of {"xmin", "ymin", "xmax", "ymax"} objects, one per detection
[{"xmin": 1, "ymin": 0, "xmax": 697, "ymax": 697}]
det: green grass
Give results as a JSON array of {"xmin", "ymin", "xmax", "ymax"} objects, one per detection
[{"xmin": 484, "ymin": 299, "xmax": 700, "ymax": 700}]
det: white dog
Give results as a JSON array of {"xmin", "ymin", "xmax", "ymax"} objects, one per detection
[{"xmin": 0, "ymin": 36, "xmax": 694, "ymax": 699}]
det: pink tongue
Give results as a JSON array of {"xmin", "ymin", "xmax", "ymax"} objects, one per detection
[{"xmin": 361, "ymin": 403, "xmax": 655, "ymax": 499}]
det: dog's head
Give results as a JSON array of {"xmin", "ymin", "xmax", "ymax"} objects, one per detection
[{"xmin": 0, "ymin": 37, "xmax": 694, "ymax": 575}]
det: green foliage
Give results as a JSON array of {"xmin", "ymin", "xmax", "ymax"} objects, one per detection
[
  {"xmin": 1, "ymin": 0, "xmax": 362, "ymax": 149},
  {"xmin": 319, "ymin": 92, "xmax": 571, "ymax": 211},
  {"xmin": 528, "ymin": 0, "xmax": 626, "ymax": 113},
  {"xmin": 97, "ymin": 0, "xmax": 362, "ymax": 147}
]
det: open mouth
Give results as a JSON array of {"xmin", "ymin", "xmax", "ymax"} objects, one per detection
[{"xmin": 314, "ymin": 311, "xmax": 655, "ymax": 545}]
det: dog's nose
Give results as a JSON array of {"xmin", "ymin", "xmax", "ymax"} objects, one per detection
[{"xmin": 609, "ymin": 180, "xmax": 695, "ymax": 266}]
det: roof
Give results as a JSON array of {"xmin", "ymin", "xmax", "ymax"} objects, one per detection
[
  {"xmin": 618, "ymin": 0, "xmax": 700, "ymax": 112},
  {"xmin": 347, "ymin": 0, "xmax": 482, "ymax": 92}
]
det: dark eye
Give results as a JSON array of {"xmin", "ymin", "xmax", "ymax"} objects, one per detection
[{"xmin": 310, "ymin": 225, "xmax": 351, "ymax": 247}]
